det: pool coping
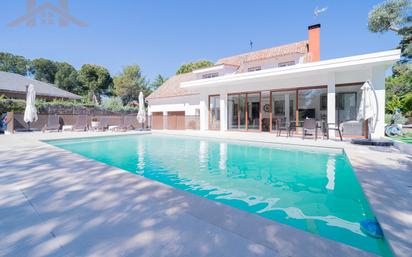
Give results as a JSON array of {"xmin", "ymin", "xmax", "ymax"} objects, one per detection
[
  {"xmin": 41, "ymin": 132, "xmax": 383, "ymax": 256},
  {"xmin": 150, "ymin": 130, "xmax": 412, "ymax": 257},
  {"xmin": 1, "ymin": 130, "xmax": 411, "ymax": 257}
]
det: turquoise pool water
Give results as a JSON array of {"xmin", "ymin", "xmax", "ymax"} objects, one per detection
[{"xmin": 46, "ymin": 134, "xmax": 392, "ymax": 256}]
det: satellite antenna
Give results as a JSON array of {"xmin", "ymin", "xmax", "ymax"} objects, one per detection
[{"xmin": 314, "ymin": 6, "xmax": 328, "ymax": 17}]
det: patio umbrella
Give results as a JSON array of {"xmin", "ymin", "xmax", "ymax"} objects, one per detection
[
  {"xmin": 23, "ymin": 84, "xmax": 38, "ymax": 131},
  {"xmin": 137, "ymin": 91, "xmax": 146, "ymax": 130},
  {"xmin": 357, "ymin": 81, "xmax": 377, "ymax": 138}
]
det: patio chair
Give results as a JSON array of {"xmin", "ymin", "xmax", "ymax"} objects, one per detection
[
  {"xmin": 73, "ymin": 115, "xmax": 88, "ymax": 131},
  {"xmin": 42, "ymin": 115, "xmax": 61, "ymax": 132},
  {"xmin": 275, "ymin": 118, "xmax": 289, "ymax": 137},
  {"xmin": 325, "ymin": 122, "xmax": 343, "ymax": 141},
  {"xmin": 302, "ymin": 118, "xmax": 318, "ymax": 140},
  {"xmin": 121, "ymin": 115, "xmax": 137, "ymax": 131},
  {"xmin": 95, "ymin": 116, "xmax": 109, "ymax": 131}
]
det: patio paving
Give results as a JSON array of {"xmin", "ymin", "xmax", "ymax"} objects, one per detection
[{"xmin": 0, "ymin": 131, "xmax": 411, "ymax": 257}]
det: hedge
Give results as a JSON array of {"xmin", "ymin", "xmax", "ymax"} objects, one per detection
[{"xmin": 0, "ymin": 98, "xmax": 139, "ymax": 114}]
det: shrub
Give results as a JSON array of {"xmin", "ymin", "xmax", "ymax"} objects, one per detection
[
  {"xmin": 0, "ymin": 96, "xmax": 25, "ymax": 113},
  {"xmin": 101, "ymin": 97, "xmax": 138, "ymax": 112}
]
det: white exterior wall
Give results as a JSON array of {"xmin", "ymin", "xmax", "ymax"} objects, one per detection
[
  {"xmin": 147, "ymin": 94, "xmax": 200, "ymax": 116},
  {"xmin": 152, "ymin": 50, "xmax": 399, "ymax": 137},
  {"xmin": 194, "ymin": 67, "xmax": 389, "ymax": 138},
  {"xmin": 371, "ymin": 66, "xmax": 386, "ymax": 139}
]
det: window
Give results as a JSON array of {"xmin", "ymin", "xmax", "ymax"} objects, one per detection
[
  {"xmin": 247, "ymin": 66, "xmax": 261, "ymax": 72},
  {"xmin": 209, "ymin": 95, "xmax": 220, "ymax": 130},
  {"xmin": 278, "ymin": 61, "xmax": 295, "ymax": 67},
  {"xmin": 202, "ymin": 73, "xmax": 219, "ymax": 79}
]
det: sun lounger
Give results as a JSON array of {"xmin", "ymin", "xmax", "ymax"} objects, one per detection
[
  {"xmin": 96, "ymin": 116, "xmax": 109, "ymax": 131},
  {"xmin": 73, "ymin": 115, "xmax": 88, "ymax": 131},
  {"xmin": 122, "ymin": 116, "xmax": 137, "ymax": 131},
  {"xmin": 109, "ymin": 116, "xmax": 136, "ymax": 132},
  {"xmin": 42, "ymin": 115, "xmax": 61, "ymax": 132}
]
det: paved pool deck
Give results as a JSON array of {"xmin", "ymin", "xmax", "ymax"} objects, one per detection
[{"xmin": 0, "ymin": 130, "xmax": 411, "ymax": 257}]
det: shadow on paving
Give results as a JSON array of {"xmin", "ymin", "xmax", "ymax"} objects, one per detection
[
  {"xmin": 0, "ymin": 145, "xmax": 381, "ymax": 257},
  {"xmin": 349, "ymin": 146, "xmax": 412, "ymax": 257}
]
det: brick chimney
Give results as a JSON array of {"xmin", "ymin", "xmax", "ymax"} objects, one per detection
[{"xmin": 308, "ymin": 24, "xmax": 321, "ymax": 62}]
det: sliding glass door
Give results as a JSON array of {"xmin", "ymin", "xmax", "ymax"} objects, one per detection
[
  {"xmin": 209, "ymin": 95, "xmax": 220, "ymax": 130},
  {"xmin": 247, "ymin": 93, "xmax": 261, "ymax": 131},
  {"xmin": 227, "ymin": 92, "xmax": 260, "ymax": 131},
  {"xmin": 271, "ymin": 90, "xmax": 296, "ymax": 131}
]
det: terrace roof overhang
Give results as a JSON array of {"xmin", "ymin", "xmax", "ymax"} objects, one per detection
[{"xmin": 180, "ymin": 50, "xmax": 401, "ymax": 92}]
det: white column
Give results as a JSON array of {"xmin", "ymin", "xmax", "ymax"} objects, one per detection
[
  {"xmin": 371, "ymin": 66, "xmax": 386, "ymax": 139},
  {"xmin": 220, "ymin": 93, "xmax": 227, "ymax": 131},
  {"xmin": 327, "ymin": 73, "xmax": 336, "ymax": 139},
  {"xmin": 199, "ymin": 93, "xmax": 208, "ymax": 131},
  {"xmin": 163, "ymin": 111, "xmax": 168, "ymax": 130},
  {"xmin": 285, "ymin": 94, "xmax": 290, "ymax": 124}
]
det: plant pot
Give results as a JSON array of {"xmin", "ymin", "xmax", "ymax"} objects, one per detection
[{"xmin": 91, "ymin": 121, "xmax": 100, "ymax": 128}]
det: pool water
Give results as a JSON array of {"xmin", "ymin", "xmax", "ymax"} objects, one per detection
[{"xmin": 47, "ymin": 134, "xmax": 393, "ymax": 256}]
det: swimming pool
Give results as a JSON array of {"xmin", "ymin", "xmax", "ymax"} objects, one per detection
[{"xmin": 46, "ymin": 134, "xmax": 392, "ymax": 256}]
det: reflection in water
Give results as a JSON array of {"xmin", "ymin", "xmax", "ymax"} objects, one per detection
[
  {"xmin": 49, "ymin": 135, "xmax": 392, "ymax": 257},
  {"xmin": 137, "ymin": 138, "xmax": 145, "ymax": 171},
  {"xmin": 219, "ymin": 143, "xmax": 227, "ymax": 171},
  {"xmin": 326, "ymin": 155, "xmax": 336, "ymax": 190},
  {"xmin": 199, "ymin": 140, "xmax": 207, "ymax": 167}
]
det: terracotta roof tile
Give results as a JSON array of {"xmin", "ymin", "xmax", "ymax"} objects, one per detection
[
  {"xmin": 146, "ymin": 73, "xmax": 198, "ymax": 99},
  {"xmin": 148, "ymin": 40, "xmax": 309, "ymax": 99},
  {"xmin": 217, "ymin": 40, "xmax": 308, "ymax": 66}
]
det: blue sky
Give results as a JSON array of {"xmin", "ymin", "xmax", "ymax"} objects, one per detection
[{"xmin": 0, "ymin": 0, "xmax": 401, "ymax": 81}]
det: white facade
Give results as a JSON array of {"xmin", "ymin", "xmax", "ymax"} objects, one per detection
[
  {"xmin": 148, "ymin": 94, "xmax": 200, "ymax": 116},
  {"xmin": 148, "ymin": 50, "xmax": 400, "ymax": 139}
]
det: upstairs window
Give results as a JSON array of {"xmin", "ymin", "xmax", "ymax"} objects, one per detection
[
  {"xmin": 278, "ymin": 61, "xmax": 295, "ymax": 67},
  {"xmin": 247, "ymin": 66, "xmax": 261, "ymax": 72},
  {"xmin": 202, "ymin": 72, "xmax": 219, "ymax": 79}
]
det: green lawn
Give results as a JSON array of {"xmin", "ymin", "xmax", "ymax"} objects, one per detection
[{"xmin": 392, "ymin": 132, "xmax": 412, "ymax": 145}]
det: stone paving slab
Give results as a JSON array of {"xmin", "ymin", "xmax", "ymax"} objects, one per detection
[
  {"xmin": 1, "ymin": 131, "xmax": 409, "ymax": 256},
  {"xmin": 0, "ymin": 132, "xmax": 412, "ymax": 256}
]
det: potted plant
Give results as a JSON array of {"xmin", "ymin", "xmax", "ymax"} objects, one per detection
[{"xmin": 91, "ymin": 117, "xmax": 100, "ymax": 129}]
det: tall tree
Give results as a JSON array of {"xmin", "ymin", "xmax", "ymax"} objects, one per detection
[
  {"xmin": 0, "ymin": 52, "xmax": 31, "ymax": 75},
  {"xmin": 114, "ymin": 64, "xmax": 149, "ymax": 104},
  {"xmin": 368, "ymin": 0, "xmax": 412, "ymax": 62},
  {"xmin": 78, "ymin": 64, "xmax": 113, "ymax": 104},
  {"xmin": 150, "ymin": 74, "xmax": 166, "ymax": 90},
  {"xmin": 32, "ymin": 58, "xmax": 58, "ymax": 83},
  {"xmin": 54, "ymin": 62, "xmax": 84, "ymax": 95},
  {"xmin": 369, "ymin": 0, "xmax": 412, "ymax": 115},
  {"xmin": 176, "ymin": 60, "xmax": 214, "ymax": 74}
]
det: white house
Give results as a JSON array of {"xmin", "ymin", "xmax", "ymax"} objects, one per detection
[{"xmin": 147, "ymin": 24, "xmax": 400, "ymax": 139}]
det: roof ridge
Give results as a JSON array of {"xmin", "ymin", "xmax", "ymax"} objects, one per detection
[{"xmin": 217, "ymin": 40, "xmax": 308, "ymax": 63}]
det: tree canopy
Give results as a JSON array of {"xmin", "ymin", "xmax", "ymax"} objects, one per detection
[
  {"xmin": 114, "ymin": 65, "xmax": 149, "ymax": 104},
  {"xmin": 368, "ymin": 0, "xmax": 411, "ymax": 33},
  {"xmin": 32, "ymin": 58, "xmax": 58, "ymax": 83},
  {"xmin": 0, "ymin": 52, "xmax": 31, "ymax": 75},
  {"xmin": 369, "ymin": 0, "xmax": 412, "ymax": 116},
  {"xmin": 54, "ymin": 62, "xmax": 84, "ymax": 95},
  {"xmin": 150, "ymin": 74, "xmax": 167, "ymax": 90},
  {"xmin": 78, "ymin": 64, "xmax": 113, "ymax": 104},
  {"xmin": 176, "ymin": 60, "xmax": 214, "ymax": 74}
]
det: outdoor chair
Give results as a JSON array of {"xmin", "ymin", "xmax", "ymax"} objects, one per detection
[
  {"xmin": 275, "ymin": 118, "xmax": 290, "ymax": 137},
  {"xmin": 96, "ymin": 116, "xmax": 109, "ymax": 131},
  {"xmin": 42, "ymin": 115, "xmax": 61, "ymax": 132},
  {"xmin": 302, "ymin": 118, "xmax": 318, "ymax": 140},
  {"xmin": 73, "ymin": 115, "xmax": 88, "ymax": 131},
  {"xmin": 122, "ymin": 116, "xmax": 137, "ymax": 131},
  {"xmin": 326, "ymin": 122, "xmax": 343, "ymax": 141}
]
